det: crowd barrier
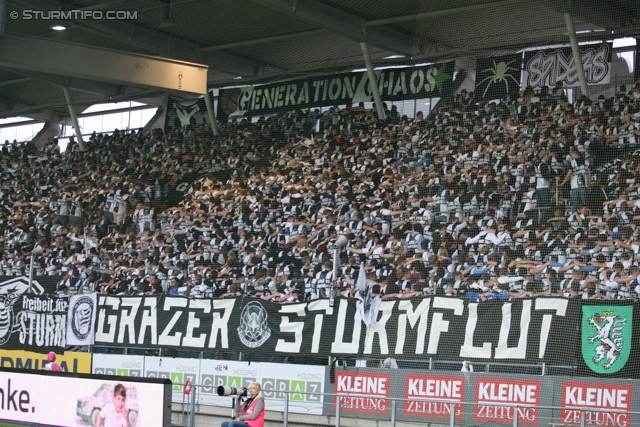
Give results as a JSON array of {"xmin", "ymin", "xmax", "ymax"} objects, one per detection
[
  {"xmin": 90, "ymin": 354, "xmax": 640, "ymax": 426},
  {"xmin": 0, "ymin": 350, "xmax": 638, "ymax": 425}
]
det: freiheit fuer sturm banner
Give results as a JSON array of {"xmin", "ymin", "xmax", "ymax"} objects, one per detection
[
  {"xmin": 94, "ymin": 295, "xmax": 582, "ymax": 364},
  {"xmin": 0, "ymin": 294, "xmax": 68, "ymax": 354},
  {"xmin": 217, "ymin": 62, "xmax": 455, "ymax": 117}
]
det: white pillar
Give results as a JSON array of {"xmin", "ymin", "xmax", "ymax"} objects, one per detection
[
  {"xmin": 63, "ymin": 86, "xmax": 85, "ymax": 151},
  {"xmin": 564, "ymin": 12, "xmax": 589, "ymax": 97},
  {"xmin": 203, "ymin": 89, "xmax": 220, "ymax": 137},
  {"xmin": 360, "ymin": 42, "xmax": 386, "ymax": 121}
]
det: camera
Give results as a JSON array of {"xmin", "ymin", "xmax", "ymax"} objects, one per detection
[{"xmin": 217, "ymin": 386, "xmax": 248, "ymax": 397}]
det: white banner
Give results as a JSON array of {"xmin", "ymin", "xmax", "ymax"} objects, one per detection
[
  {"xmin": 522, "ymin": 43, "xmax": 613, "ymax": 88},
  {"xmin": 0, "ymin": 369, "xmax": 169, "ymax": 426},
  {"xmin": 197, "ymin": 359, "xmax": 326, "ymax": 414},
  {"xmin": 66, "ymin": 293, "xmax": 97, "ymax": 346},
  {"xmin": 91, "ymin": 354, "xmax": 326, "ymax": 414}
]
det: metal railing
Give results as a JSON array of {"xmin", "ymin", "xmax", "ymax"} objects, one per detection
[
  {"xmin": 172, "ymin": 385, "xmax": 640, "ymax": 427},
  {"xmin": 332, "ymin": 394, "xmax": 638, "ymax": 427},
  {"xmin": 90, "ymin": 345, "xmax": 579, "ymax": 376}
]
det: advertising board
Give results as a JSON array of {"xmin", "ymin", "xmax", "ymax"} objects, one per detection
[
  {"xmin": 91, "ymin": 355, "xmax": 326, "ymax": 414},
  {"xmin": 198, "ymin": 359, "xmax": 325, "ymax": 414},
  {"xmin": 0, "ymin": 350, "xmax": 91, "ymax": 373},
  {"xmin": 404, "ymin": 374, "xmax": 465, "ymax": 420},
  {"xmin": 473, "ymin": 378, "xmax": 542, "ymax": 425},
  {"xmin": 333, "ymin": 370, "xmax": 391, "ymax": 416},
  {"xmin": 560, "ymin": 381, "xmax": 633, "ymax": 427},
  {"xmin": 0, "ymin": 368, "xmax": 171, "ymax": 426}
]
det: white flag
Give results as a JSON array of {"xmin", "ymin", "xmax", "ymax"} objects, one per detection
[
  {"xmin": 356, "ymin": 264, "xmax": 380, "ymax": 326},
  {"xmin": 66, "ymin": 293, "xmax": 97, "ymax": 346},
  {"xmin": 355, "ymin": 263, "xmax": 367, "ymax": 293}
]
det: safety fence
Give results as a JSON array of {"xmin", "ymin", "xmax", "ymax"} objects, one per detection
[
  {"xmin": 0, "ymin": 349, "xmax": 638, "ymax": 426},
  {"xmin": 90, "ymin": 353, "xmax": 640, "ymax": 427},
  {"xmin": 173, "ymin": 385, "xmax": 640, "ymax": 427}
]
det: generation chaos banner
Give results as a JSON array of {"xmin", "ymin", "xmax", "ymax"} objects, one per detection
[{"xmin": 218, "ymin": 62, "xmax": 455, "ymax": 117}]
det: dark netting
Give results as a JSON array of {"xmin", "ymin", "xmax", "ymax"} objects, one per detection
[{"xmin": 1, "ymin": 2, "xmax": 640, "ymax": 425}]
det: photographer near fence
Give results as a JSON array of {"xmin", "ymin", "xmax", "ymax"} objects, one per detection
[{"xmin": 221, "ymin": 382, "xmax": 265, "ymax": 427}]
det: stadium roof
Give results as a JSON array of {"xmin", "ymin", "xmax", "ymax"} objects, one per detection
[{"xmin": 1, "ymin": 0, "xmax": 639, "ymax": 119}]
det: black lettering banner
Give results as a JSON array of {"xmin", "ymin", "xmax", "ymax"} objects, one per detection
[
  {"xmin": 167, "ymin": 170, "xmax": 233, "ymax": 207},
  {"xmin": 164, "ymin": 97, "xmax": 208, "ymax": 131},
  {"xmin": 217, "ymin": 62, "xmax": 455, "ymax": 117},
  {"xmin": 93, "ymin": 295, "xmax": 581, "ymax": 365},
  {"xmin": 0, "ymin": 276, "xmax": 65, "ymax": 354},
  {"xmin": 0, "ymin": 276, "xmax": 58, "ymax": 296},
  {"xmin": 0, "ymin": 294, "xmax": 68, "ymax": 354},
  {"xmin": 522, "ymin": 43, "xmax": 613, "ymax": 88}
]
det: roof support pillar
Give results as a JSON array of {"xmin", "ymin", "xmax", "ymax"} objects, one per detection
[
  {"xmin": 62, "ymin": 86, "xmax": 85, "ymax": 151},
  {"xmin": 360, "ymin": 42, "xmax": 385, "ymax": 121},
  {"xmin": 203, "ymin": 90, "xmax": 220, "ymax": 137},
  {"xmin": 564, "ymin": 12, "xmax": 589, "ymax": 97},
  {"xmin": 635, "ymin": 37, "xmax": 640, "ymax": 82}
]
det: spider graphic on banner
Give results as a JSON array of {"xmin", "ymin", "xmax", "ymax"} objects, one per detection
[{"xmin": 476, "ymin": 57, "xmax": 521, "ymax": 100}]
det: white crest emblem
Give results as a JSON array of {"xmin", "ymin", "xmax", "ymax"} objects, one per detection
[
  {"xmin": 0, "ymin": 277, "xmax": 45, "ymax": 346},
  {"xmin": 237, "ymin": 301, "xmax": 271, "ymax": 348},
  {"xmin": 71, "ymin": 296, "xmax": 94, "ymax": 341},
  {"xmin": 0, "ymin": 293, "xmax": 19, "ymax": 346},
  {"xmin": 588, "ymin": 311, "xmax": 627, "ymax": 370}
]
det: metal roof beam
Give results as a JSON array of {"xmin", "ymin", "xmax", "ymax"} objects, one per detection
[
  {"xmin": 0, "ymin": 88, "xmax": 163, "ymax": 118},
  {"xmin": 539, "ymin": 0, "xmax": 632, "ymax": 31},
  {"xmin": 248, "ymin": 0, "xmax": 412, "ymax": 55},
  {"xmin": 200, "ymin": 29, "xmax": 326, "ymax": 52},
  {"xmin": 16, "ymin": 71, "xmax": 127, "ymax": 96},
  {"xmin": 0, "ymin": 34, "xmax": 208, "ymax": 93},
  {"xmin": 411, "ymin": 31, "xmax": 614, "ymax": 61},
  {"xmin": 208, "ymin": 30, "xmax": 626, "ymax": 88},
  {"xmin": 85, "ymin": 22, "xmax": 276, "ymax": 78},
  {"xmin": 0, "ymin": 77, "xmax": 33, "ymax": 87},
  {"xmin": 9, "ymin": 0, "xmax": 273, "ymax": 78},
  {"xmin": 365, "ymin": 0, "xmax": 533, "ymax": 27}
]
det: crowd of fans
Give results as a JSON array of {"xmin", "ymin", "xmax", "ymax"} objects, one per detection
[{"xmin": 3, "ymin": 78, "xmax": 640, "ymax": 304}]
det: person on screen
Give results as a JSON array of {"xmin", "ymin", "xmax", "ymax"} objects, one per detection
[
  {"xmin": 42, "ymin": 352, "xmax": 62, "ymax": 372},
  {"xmin": 96, "ymin": 384, "xmax": 131, "ymax": 427},
  {"xmin": 221, "ymin": 382, "xmax": 265, "ymax": 427}
]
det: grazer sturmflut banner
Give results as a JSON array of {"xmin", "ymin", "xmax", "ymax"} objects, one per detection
[
  {"xmin": 522, "ymin": 43, "xmax": 613, "ymax": 89},
  {"xmin": 217, "ymin": 62, "xmax": 455, "ymax": 117},
  {"xmin": 94, "ymin": 295, "xmax": 578, "ymax": 364}
]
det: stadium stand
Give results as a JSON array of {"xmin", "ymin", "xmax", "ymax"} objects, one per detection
[{"xmin": 2, "ymin": 77, "xmax": 640, "ymax": 305}]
